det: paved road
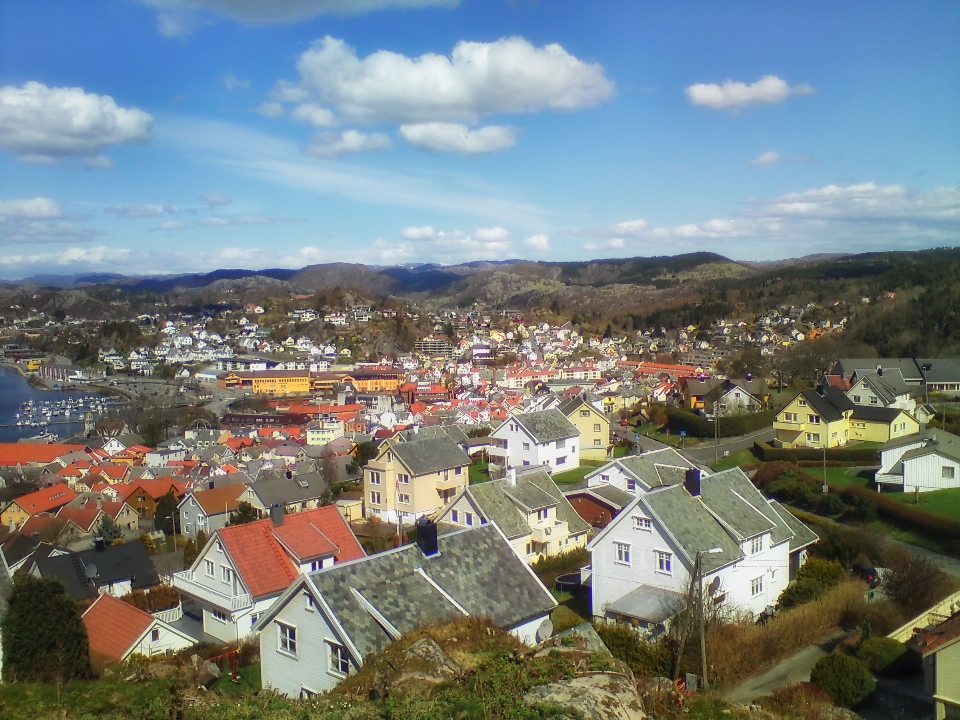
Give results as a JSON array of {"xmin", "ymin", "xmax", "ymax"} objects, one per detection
[
  {"xmin": 683, "ymin": 428, "xmax": 775, "ymax": 464},
  {"xmin": 722, "ymin": 631, "xmax": 846, "ymax": 705}
]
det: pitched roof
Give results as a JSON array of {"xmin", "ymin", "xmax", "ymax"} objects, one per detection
[
  {"xmin": 272, "ymin": 506, "xmax": 364, "ymax": 564},
  {"xmin": 601, "ymin": 447, "xmax": 698, "ymax": 490},
  {"xmin": 56, "ymin": 505, "xmax": 103, "ymax": 533},
  {"xmin": 187, "ymin": 483, "xmax": 249, "ymax": 516},
  {"xmin": 390, "ymin": 435, "xmax": 471, "ymax": 477},
  {"xmin": 0, "ymin": 443, "xmax": 89, "ymax": 467},
  {"xmin": 798, "ymin": 386, "xmax": 852, "ymax": 423},
  {"xmin": 35, "ymin": 542, "xmax": 160, "ymax": 600},
  {"xmin": 768, "ymin": 500, "xmax": 819, "ymax": 551},
  {"xmin": 249, "ymin": 470, "xmax": 329, "ymax": 507},
  {"xmin": 699, "ymin": 468, "xmax": 789, "ymax": 545},
  {"xmin": 850, "ymin": 406, "xmax": 907, "ymax": 423},
  {"xmin": 303, "ymin": 524, "xmax": 556, "ymax": 660},
  {"xmin": 512, "ymin": 409, "xmax": 579, "ymax": 444},
  {"xmin": 117, "ymin": 478, "xmax": 187, "ymax": 502},
  {"xmin": 910, "ymin": 611, "xmax": 960, "ymax": 656},
  {"xmin": 10, "ymin": 483, "xmax": 78, "ymax": 516},
  {"xmin": 82, "ymin": 594, "xmax": 153, "ymax": 662},
  {"xmin": 579, "ymin": 484, "xmax": 636, "ymax": 509}
]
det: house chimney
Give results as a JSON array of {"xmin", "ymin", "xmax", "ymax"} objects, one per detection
[
  {"xmin": 208, "ymin": 480, "xmax": 215, "ymax": 490},
  {"xmin": 684, "ymin": 468, "xmax": 701, "ymax": 497},
  {"xmin": 877, "ymin": 365, "xmax": 883, "ymax": 376},
  {"xmin": 746, "ymin": 372, "xmax": 752, "ymax": 382},
  {"xmin": 286, "ymin": 470, "xmax": 293, "ymax": 479},
  {"xmin": 270, "ymin": 504, "xmax": 285, "ymax": 526},
  {"xmin": 415, "ymin": 516, "xmax": 439, "ymax": 557},
  {"xmin": 94, "ymin": 537, "xmax": 105, "ymax": 552}
]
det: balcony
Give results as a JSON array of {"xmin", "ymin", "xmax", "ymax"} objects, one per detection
[
  {"xmin": 531, "ymin": 520, "xmax": 568, "ymax": 544},
  {"xmin": 436, "ymin": 472, "xmax": 467, "ymax": 488},
  {"xmin": 173, "ymin": 570, "xmax": 252, "ymax": 612}
]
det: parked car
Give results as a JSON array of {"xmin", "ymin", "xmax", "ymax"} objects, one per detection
[{"xmin": 851, "ymin": 565, "xmax": 881, "ymax": 588}]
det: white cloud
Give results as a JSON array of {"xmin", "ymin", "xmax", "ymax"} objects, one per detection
[
  {"xmin": 0, "ymin": 246, "xmax": 129, "ymax": 269},
  {"xmin": 256, "ymin": 101, "xmax": 284, "ymax": 118},
  {"xmin": 474, "ymin": 226, "xmax": 510, "ymax": 243},
  {"xmin": 304, "ymin": 129, "xmax": 392, "ymax": 157},
  {"xmin": 292, "ymin": 103, "xmax": 337, "ymax": 127},
  {"xmin": 223, "ymin": 74, "xmax": 250, "ymax": 91},
  {"xmin": 277, "ymin": 36, "xmax": 615, "ymax": 127},
  {"xmin": 197, "ymin": 216, "xmax": 230, "ymax": 226},
  {"xmin": 141, "ymin": 0, "xmax": 460, "ymax": 34},
  {"xmin": 200, "ymin": 191, "xmax": 233, "ymax": 207},
  {"xmin": 105, "ymin": 203, "xmax": 178, "ymax": 218},
  {"xmin": 609, "ymin": 219, "xmax": 648, "ymax": 236},
  {"xmin": 524, "ymin": 233, "xmax": 549, "ymax": 251},
  {"xmin": 0, "ymin": 197, "xmax": 63, "ymax": 220},
  {"xmin": 685, "ymin": 75, "xmax": 813, "ymax": 110},
  {"xmin": 153, "ymin": 220, "xmax": 190, "ymax": 232},
  {"xmin": 400, "ymin": 226, "xmax": 435, "ymax": 239},
  {"xmin": 400, "ymin": 123, "xmax": 515, "ymax": 154},
  {"xmin": 0, "ymin": 82, "xmax": 152, "ymax": 162},
  {"xmin": 750, "ymin": 151, "xmax": 780, "ymax": 166},
  {"xmin": 84, "ymin": 155, "xmax": 116, "ymax": 169}
]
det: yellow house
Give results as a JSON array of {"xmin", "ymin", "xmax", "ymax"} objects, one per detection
[
  {"xmin": 350, "ymin": 369, "xmax": 404, "ymax": 393},
  {"xmin": 363, "ymin": 434, "xmax": 472, "ymax": 523},
  {"xmin": 250, "ymin": 371, "xmax": 311, "ymax": 395},
  {"xmin": 775, "ymin": 386, "xmax": 920, "ymax": 448},
  {"xmin": 557, "ymin": 395, "xmax": 610, "ymax": 462}
]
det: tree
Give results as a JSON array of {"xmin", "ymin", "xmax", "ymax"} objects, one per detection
[
  {"xmin": 181, "ymin": 538, "xmax": 198, "ymax": 567},
  {"xmin": 154, "ymin": 490, "xmax": 180, "ymax": 536},
  {"xmin": 97, "ymin": 514, "xmax": 122, "ymax": 544},
  {"xmin": 321, "ymin": 448, "xmax": 340, "ymax": 488},
  {"xmin": 1, "ymin": 575, "xmax": 92, "ymax": 682},
  {"xmin": 196, "ymin": 529, "xmax": 208, "ymax": 552},
  {"xmin": 228, "ymin": 501, "xmax": 258, "ymax": 526},
  {"xmin": 810, "ymin": 654, "xmax": 875, "ymax": 707}
]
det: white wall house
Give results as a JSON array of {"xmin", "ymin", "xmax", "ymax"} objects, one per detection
[
  {"xmin": 585, "ymin": 447, "xmax": 704, "ymax": 495},
  {"xmin": 588, "ymin": 468, "xmax": 817, "ymax": 637},
  {"xmin": 488, "ymin": 409, "xmax": 580, "ymax": 472},
  {"xmin": 82, "ymin": 594, "xmax": 195, "ymax": 664},
  {"xmin": 255, "ymin": 523, "xmax": 557, "ymax": 698},
  {"xmin": 876, "ymin": 428, "xmax": 960, "ymax": 492}
]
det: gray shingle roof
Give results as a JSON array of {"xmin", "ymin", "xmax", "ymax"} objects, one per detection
[
  {"xmin": 799, "ymin": 386, "xmax": 852, "ymax": 423},
  {"xmin": 640, "ymin": 485, "xmax": 744, "ymax": 574},
  {"xmin": 251, "ymin": 470, "xmax": 329, "ymax": 507},
  {"xmin": 582, "ymin": 484, "xmax": 635, "ymax": 509},
  {"xmin": 699, "ymin": 468, "xmax": 788, "ymax": 545},
  {"xmin": 513, "ymin": 409, "xmax": 579, "ymax": 444},
  {"xmin": 898, "ymin": 430, "xmax": 960, "ymax": 464},
  {"xmin": 614, "ymin": 448, "xmax": 697, "ymax": 490},
  {"xmin": 308, "ymin": 524, "xmax": 556, "ymax": 659},
  {"xmin": 768, "ymin": 500, "xmax": 819, "ymax": 551},
  {"xmin": 391, "ymin": 435, "xmax": 471, "ymax": 477},
  {"xmin": 606, "ymin": 584, "xmax": 686, "ymax": 624},
  {"xmin": 851, "ymin": 406, "xmax": 905, "ymax": 422}
]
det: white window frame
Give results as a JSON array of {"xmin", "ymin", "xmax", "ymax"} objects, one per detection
[
  {"xmin": 522, "ymin": 442, "xmax": 530, "ymax": 451},
  {"xmin": 751, "ymin": 576, "xmax": 763, "ymax": 597},
  {"xmin": 211, "ymin": 609, "xmax": 227, "ymax": 622},
  {"xmin": 593, "ymin": 423, "xmax": 601, "ymax": 432},
  {"xmin": 204, "ymin": 559, "xmax": 215, "ymax": 577},
  {"xmin": 633, "ymin": 516, "xmax": 652, "ymax": 531},
  {"xmin": 277, "ymin": 622, "xmax": 297, "ymax": 656},
  {"xmin": 369, "ymin": 471, "xmax": 381, "ymax": 485},
  {"xmin": 369, "ymin": 491, "xmax": 381, "ymax": 505},
  {"xmin": 451, "ymin": 509, "xmax": 459, "ymax": 523},
  {"xmin": 328, "ymin": 641, "xmax": 349, "ymax": 676},
  {"xmin": 943, "ymin": 466, "xmax": 956, "ymax": 479},
  {"xmin": 656, "ymin": 550, "xmax": 672, "ymax": 574},
  {"xmin": 750, "ymin": 536, "xmax": 762, "ymax": 555},
  {"xmin": 221, "ymin": 565, "xmax": 231, "ymax": 583},
  {"xmin": 614, "ymin": 541, "xmax": 631, "ymax": 565},
  {"xmin": 397, "ymin": 473, "xmax": 409, "ymax": 484},
  {"xmin": 398, "ymin": 493, "xmax": 410, "ymax": 504}
]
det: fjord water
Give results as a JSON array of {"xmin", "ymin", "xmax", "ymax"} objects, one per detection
[{"xmin": 0, "ymin": 367, "xmax": 93, "ymax": 442}]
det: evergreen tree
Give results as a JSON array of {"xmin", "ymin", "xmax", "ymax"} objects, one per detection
[
  {"xmin": 228, "ymin": 501, "xmax": 258, "ymax": 526},
  {"xmin": 1, "ymin": 575, "xmax": 92, "ymax": 682},
  {"xmin": 181, "ymin": 539, "xmax": 198, "ymax": 567},
  {"xmin": 154, "ymin": 490, "xmax": 179, "ymax": 535},
  {"xmin": 196, "ymin": 529, "xmax": 208, "ymax": 552},
  {"xmin": 97, "ymin": 514, "xmax": 122, "ymax": 544}
]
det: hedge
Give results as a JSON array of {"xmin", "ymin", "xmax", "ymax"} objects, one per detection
[
  {"xmin": 664, "ymin": 408, "xmax": 777, "ymax": 439},
  {"xmin": 839, "ymin": 484, "xmax": 960, "ymax": 542},
  {"xmin": 593, "ymin": 623, "xmax": 672, "ymax": 677},
  {"xmin": 810, "ymin": 654, "xmax": 876, "ymax": 707},
  {"xmin": 855, "ymin": 637, "xmax": 910, "ymax": 674},
  {"xmin": 753, "ymin": 442, "xmax": 879, "ymax": 464}
]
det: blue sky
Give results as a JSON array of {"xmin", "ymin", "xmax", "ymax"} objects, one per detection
[{"xmin": 0, "ymin": 0, "xmax": 957, "ymax": 279}]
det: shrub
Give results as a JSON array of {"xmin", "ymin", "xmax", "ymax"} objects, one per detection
[
  {"xmin": 754, "ymin": 442, "xmax": 879, "ymax": 464},
  {"xmin": 839, "ymin": 484, "xmax": 960, "ymax": 542},
  {"xmin": 817, "ymin": 493, "xmax": 847, "ymax": 516},
  {"xmin": 777, "ymin": 579, "xmax": 827, "ymax": 611},
  {"xmin": 797, "ymin": 558, "xmax": 846, "ymax": 588},
  {"xmin": 847, "ymin": 494, "xmax": 878, "ymax": 522},
  {"xmin": 593, "ymin": 623, "xmax": 672, "ymax": 678},
  {"xmin": 810, "ymin": 654, "xmax": 876, "ymax": 707},
  {"xmin": 883, "ymin": 549, "xmax": 960, "ymax": 617},
  {"xmin": 855, "ymin": 637, "xmax": 908, "ymax": 674}
]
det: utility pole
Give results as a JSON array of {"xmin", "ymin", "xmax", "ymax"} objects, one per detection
[
  {"xmin": 822, "ymin": 444, "xmax": 828, "ymax": 495},
  {"xmin": 673, "ymin": 551, "xmax": 700, "ymax": 683},
  {"xmin": 698, "ymin": 551, "xmax": 707, "ymax": 689},
  {"xmin": 714, "ymin": 406, "xmax": 721, "ymax": 464}
]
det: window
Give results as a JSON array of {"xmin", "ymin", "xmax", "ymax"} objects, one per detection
[
  {"xmin": 465, "ymin": 512, "xmax": 474, "ymax": 526},
  {"xmin": 594, "ymin": 423, "xmax": 601, "ymax": 432},
  {"xmin": 633, "ymin": 516, "xmax": 652, "ymax": 531},
  {"xmin": 451, "ymin": 509, "xmax": 459, "ymax": 523},
  {"xmin": 215, "ymin": 540, "xmax": 223, "ymax": 552},
  {"xmin": 525, "ymin": 542, "xmax": 533, "ymax": 555},
  {"xmin": 250, "ymin": 613, "xmax": 259, "ymax": 627},
  {"xmin": 594, "ymin": 439, "xmax": 603, "ymax": 446},
  {"xmin": 626, "ymin": 479, "xmax": 637, "ymax": 492},
  {"xmin": 310, "ymin": 560, "xmax": 320, "ymax": 571},
  {"xmin": 151, "ymin": 628, "xmax": 160, "ymax": 642},
  {"xmin": 580, "ymin": 410, "xmax": 590, "ymax": 417},
  {"xmin": 397, "ymin": 473, "xmax": 409, "ymax": 484},
  {"xmin": 522, "ymin": 460, "xmax": 530, "ymax": 466},
  {"xmin": 614, "ymin": 542, "xmax": 631, "ymax": 565},
  {"xmin": 870, "ymin": 396, "xmax": 878, "ymax": 405},
  {"xmin": 184, "ymin": 523, "xmax": 191, "ymax": 534},
  {"xmin": 278, "ymin": 622, "xmax": 297, "ymax": 655},
  {"xmin": 556, "ymin": 455, "xmax": 567, "ymax": 465},
  {"xmin": 751, "ymin": 576, "xmax": 764, "ymax": 597},
  {"xmin": 798, "ymin": 400, "xmax": 807, "ymax": 406},
  {"xmin": 750, "ymin": 536, "xmax": 763, "ymax": 554},
  {"xmin": 204, "ymin": 559, "xmax": 215, "ymax": 577},
  {"xmin": 221, "ymin": 566, "xmax": 231, "ymax": 583},
  {"xmin": 328, "ymin": 642, "xmax": 349, "ymax": 675},
  {"xmin": 455, "ymin": 467, "xmax": 462, "ymax": 475},
  {"xmin": 784, "ymin": 412, "xmax": 798, "ymax": 422},
  {"xmin": 304, "ymin": 593, "xmax": 315, "ymax": 611},
  {"xmin": 656, "ymin": 551, "xmax": 672, "ymax": 574},
  {"xmin": 536, "ymin": 508, "xmax": 549, "ymax": 522},
  {"xmin": 522, "ymin": 442, "xmax": 530, "ymax": 451},
  {"xmin": 398, "ymin": 493, "xmax": 410, "ymax": 504},
  {"xmin": 601, "ymin": 474, "xmax": 609, "ymax": 482},
  {"xmin": 369, "ymin": 471, "xmax": 381, "ymax": 485},
  {"xmin": 806, "ymin": 433, "xmax": 821, "ymax": 443},
  {"xmin": 555, "ymin": 439, "xmax": 565, "ymax": 449},
  {"xmin": 370, "ymin": 491, "xmax": 381, "ymax": 504},
  {"xmin": 852, "ymin": 395, "xmax": 861, "ymax": 403},
  {"xmin": 211, "ymin": 610, "xmax": 227, "ymax": 622},
  {"xmin": 807, "ymin": 415, "xmax": 820, "ymax": 424},
  {"xmin": 943, "ymin": 466, "xmax": 956, "ymax": 479}
]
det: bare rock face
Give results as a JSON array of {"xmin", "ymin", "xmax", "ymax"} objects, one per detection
[{"xmin": 523, "ymin": 672, "xmax": 647, "ymax": 720}]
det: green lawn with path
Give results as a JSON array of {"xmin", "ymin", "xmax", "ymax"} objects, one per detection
[
  {"xmin": 803, "ymin": 466, "xmax": 873, "ymax": 488},
  {"xmin": 552, "ymin": 460, "xmax": 605, "ymax": 484}
]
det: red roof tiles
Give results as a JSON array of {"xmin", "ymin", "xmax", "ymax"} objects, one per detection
[
  {"xmin": 82, "ymin": 594, "xmax": 153, "ymax": 662},
  {"xmin": 11, "ymin": 483, "xmax": 78, "ymax": 515},
  {"xmin": 0, "ymin": 443, "xmax": 89, "ymax": 466}
]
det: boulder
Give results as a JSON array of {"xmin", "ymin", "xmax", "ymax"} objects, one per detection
[{"xmin": 523, "ymin": 672, "xmax": 646, "ymax": 720}]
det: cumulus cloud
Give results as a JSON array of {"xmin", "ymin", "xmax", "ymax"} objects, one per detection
[
  {"xmin": 0, "ymin": 197, "xmax": 63, "ymax": 220},
  {"xmin": 524, "ymin": 233, "xmax": 549, "ymax": 251},
  {"xmin": 750, "ymin": 151, "xmax": 780, "ymax": 166},
  {"xmin": 304, "ymin": 129, "xmax": 392, "ymax": 157},
  {"xmin": 686, "ymin": 75, "xmax": 813, "ymax": 110},
  {"xmin": 0, "ymin": 246, "xmax": 129, "ymax": 270},
  {"xmin": 387, "ymin": 224, "xmax": 516, "ymax": 261},
  {"xmin": 292, "ymin": 103, "xmax": 336, "ymax": 127},
  {"xmin": 256, "ymin": 101, "xmax": 284, "ymax": 118},
  {"xmin": 0, "ymin": 82, "xmax": 152, "ymax": 163},
  {"xmin": 223, "ymin": 74, "xmax": 250, "ymax": 91},
  {"xmin": 400, "ymin": 123, "xmax": 514, "ymax": 154},
  {"xmin": 141, "ymin": 0, "xmax": 460, "ymax": 36},
  {"xmin": 275, "ymin": 36, "xmax": 614, "ymax": 127},
  {"xmin": 0, "ymin": 196, "xmax": 102, "ymax": 245},
  {"xmin": 400, "ymin": 225, "xmax": 435, "ymax": 240},
  {"xmin": 200, "ymin": 191, "xmax": 233, "ymax": 207}
]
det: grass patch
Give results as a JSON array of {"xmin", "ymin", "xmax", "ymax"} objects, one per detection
[
  {"xmin": 551, "ymin": 460, "xmax": 604, "ymax": 484},
  {"xmin": 469, "ymin": 460, "xmax": 489, "ymax": 485},
  {"xmin": 613, "ymin": 445, "xmax": 629, "ymax": 457},
  {"xmin": 883, "ymin": 487, "xmax": 960, "ymax": 522},
  {"xmin": 648, "ymin": 431, "xmax": 700, "ymax": 447},
  {"xmin": 710, "ymin": 448, "xmax": 758, "ymax": 471},
  {"xmin": 802, "ymin": 466, "xmax": 873, "ymax": 488},
  {"xmin": 211, "ymin": 663, "xmax": 261, "ymax": 698}
]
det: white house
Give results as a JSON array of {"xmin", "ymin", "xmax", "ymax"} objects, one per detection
[
  {"xmin": 488, "ymin": 409, "xmax": 580, "ymax": 472},
  {"xmin": 172, "ymin": 506, "xmax": 364, "ymax": 642},
  {"xmin": 875, "ymin": 428, "xmax": 960, "ymax": 493},
  {"xmin": 588, "ymin": 468, "xmax": 817, "ymax": 636},
  {"xmin": 82, "ymin": 594, "xmax": 195, "ymax": 665},
  {"xmin": 254, "ymin": 521, "xmax": 557, "ymax": 698},
  {"xmin": 585, "ymin": 447, "xmax": 704, "ymax": 495}
]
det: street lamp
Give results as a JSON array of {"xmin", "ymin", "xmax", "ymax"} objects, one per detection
[
  {"xmin": 920, "ymin": 363, "xmax": 932, "ymax": 409},
  {"xmin": 698, "ymin": 547, "xmax": 724, "ymax": 690}
]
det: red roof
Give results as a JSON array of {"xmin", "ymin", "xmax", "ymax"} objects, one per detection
[
  {"xmin": 0, "ymin": 443, "xmax": 89, "ymax": 467},
  {"xmin": 273, "ymin": 506, "xmax": 365, "ymax": 564},
  {"xmin": 189, "ymin": 483, "xmax": 248, "ymax": 515},
  {"xmin": 56, "ymin": 505, "xmax": 102, "ymax": 532},
  {"xmin": 82, "ymin": 594, "xmax": 153, "ymax": 662},
  {"xmin": 912, "ymin": 611, "xmax": 960, "ymax": 656},
  {"xmin": 117, "ymin": 478, "xmax": 187, "ymax": 502},
  {"xmin": 11, "ymin": 483, "xmax": 78, "ymax": 516}
]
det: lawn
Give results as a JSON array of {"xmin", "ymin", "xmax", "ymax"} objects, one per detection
[
  {"xmin": 648, "ymin": 431, "xmax": 700, "ymax": 448},
  {"xmin": 884, "ymin": 487, "xmax": 960, "ymax": 522},
  {"xmin": 803, "ymin": 466, "xmax": 874, "ymax": 488},
  {"xmin": 211, "ymin": 663, "xmax": 261, "ymax": 698},
  {"xmin": 552, "ymin": 460, "xmax": 605, "ymax": 484},
  {"xmin": 469, "ymin": 460, "xmax": 490, "ymax": 485},
  {"xmin": 710, "ymin": 448, "xmax": 759, "ymax": 471}
]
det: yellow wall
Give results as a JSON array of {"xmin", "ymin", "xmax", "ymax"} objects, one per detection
[
  {"xmin": 0, "ymin": 502, "xmax": 29, "ymax": 530},
  {"xmin": 936, "ymin": 641, "xmax": 960, "ymax": 719},
  {"xmin": 849, "ymin": 413, "xmax": 920, "ymax": 443},
  {"xmin": 565, "ymin": 404, "xmax": 610, "ymax": 462},
  {"xmin": 773, "ymin": 396, "xmax": 848, "ymax": 448},
  {"xmin": 250, "ymin": 374, "xmax": 311, "ymax": 395},
  {"xmin": 363, "ymin": 443, "xmax": 468, "ymax": 518}
]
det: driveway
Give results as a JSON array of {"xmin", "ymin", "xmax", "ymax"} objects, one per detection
[{"xmin": 683, "ymin": 428, "xmax": 775, "ymax": 464}]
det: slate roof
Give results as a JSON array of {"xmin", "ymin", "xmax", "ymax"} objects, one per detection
[
  {"xmin": 580, "ymin": 484, "xmax": 635, "ymax": 509},
  {"xmin": 513, "ymin": 409, "xmax": 579, "ymax": 444},
  {"xmin": 851, "ymin": 406, "xmax": 906, "ymax": 422},
  {"xmin": 699, "ymin": 468, "xmax": 791, "ymax": 545},
  {"xmin": 799, "ymin": 386, "xmax": 853, "ymax": 422},
  {"xmin": 35, "ymin": 541, "xmax": 160, "ymax": 601},
  {"xmin": 456, "ymin": 468, "xmax": 591, "ymax": 540},
  {"xmin": 609, "ymin": 447, "xmax": 698, "ymax": 490},
  {"xmin": 880, "ymin": 427, "xmax": 952, "ymax": 453},
  {"xmin": 250, "ymin": 470, "xmax": 329, "ymax": 507},
  {"xmin": 834, "ymin": 358, "xmax": 923, "ymax": 383},
  {"xmin": 82, "ymin": 593, "xmax": 153, "ymax": 662},
  {"xmin": 918, "ymin": 358, "xmax": 960, "ymax": 384},
  {"xmin": 768, "ymin": 500, "xmax": 819, "ymax": 551},
  {"xmin": 390, "ymin": 435, "xmax": 471, "ymax": 477},
  {"xmin": 640, "ymin": 484, "xmax": 744, "ymax": 574},
  {"xmin": 852, "ymin": 372, "xmax": 913, "ymax": 404},
  {"xmin": 606, "ymin": 584, "xmax": 686, "ymax": 623},
  {"xmin": 303, "ymin": 524, "xmax": 557, "ymax": 659},
  {"xmin": 898, "ymin": 431, "xmax": 960, "ymax": 464},
  {"xmin": 556, "ymin": 395, "xmax": 601, "ymax": 418}
]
